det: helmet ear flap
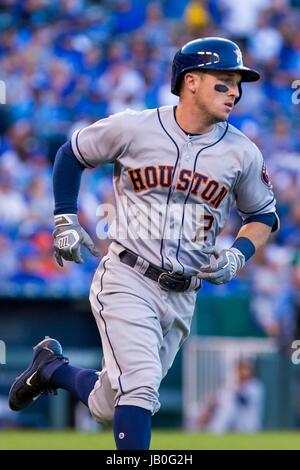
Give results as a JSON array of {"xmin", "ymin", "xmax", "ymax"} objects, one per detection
[
  {"xmin": 171, "ymin": 51, "xmax": 183, "ymax": 95},
  {"xmin": 234, "ymin": 82, "xmax": 242, "ymax": 105}
]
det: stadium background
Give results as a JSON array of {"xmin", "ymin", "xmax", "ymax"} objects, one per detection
[{"xmin": 1, "ymin": 0, "xmax": 300, "ymax": 447}]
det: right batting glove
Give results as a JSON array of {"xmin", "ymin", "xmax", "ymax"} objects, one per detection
[
  {"xmin": 53, "ymin": 214, "xmax": 100, "ymax": 267},
  {"xmin": 197, "ymin": 246, "xmax": 245, "ymax": 285}
]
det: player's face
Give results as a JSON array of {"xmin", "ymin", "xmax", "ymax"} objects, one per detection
[{"xmin": 192, "ymin": 70, "xmax": 241, "ymax": 123}]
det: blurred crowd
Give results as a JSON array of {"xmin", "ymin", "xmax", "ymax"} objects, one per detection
[{"xmin": 1, "ymin": 0, "xmax": 300, "ymax": 344}]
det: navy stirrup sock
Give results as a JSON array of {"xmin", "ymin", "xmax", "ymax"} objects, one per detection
[
  {"xmin": 50, "ymin": 365, "xmax": 98, "ymax": 406},
  {"xmin": 113, "ymin": 405, "xmax": 151, "ymax": 450}
]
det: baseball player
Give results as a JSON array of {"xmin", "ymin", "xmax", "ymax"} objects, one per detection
[{"xmin": 9, "ymin": 37, "xmax": 279, "ymax": 450}]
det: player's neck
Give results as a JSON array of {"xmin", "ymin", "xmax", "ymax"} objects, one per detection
[{"xmin": 175, "ymin": 102, "xmax": 215, "ymax": 135}]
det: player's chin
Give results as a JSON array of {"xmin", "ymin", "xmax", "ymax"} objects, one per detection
[
  {"xmin": 218, "ymin": 105, "xmax": 233, "ymax": 121},
  {"xmin": 214, "ymin": 111, "xmax": 230, "ymax": 122}
]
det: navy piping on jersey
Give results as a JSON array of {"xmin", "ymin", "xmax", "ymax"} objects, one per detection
[
  {"xmin": 176, "ymin": 122, "xmax": 229, "ymax": 274},
  {"xmin": 238, "ymin": 197, "xmax": 275, "ymax": 215},
  {"xmin": 75, "ymin": 130, "xmax": 95, "ymax": 169},
  {"xmin": 157, "ymin": 107, "xmax": 184, "ymax": 271},
  {"xmin": 96, "ymin": 257, "xmax": 125, "ymax": 398},
  {"xmin": 173, "ymin": 106, "xmax": 202, "ymax": 137}
]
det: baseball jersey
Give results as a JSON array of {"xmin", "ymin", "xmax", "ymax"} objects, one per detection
[{"xmin": 71, "ymin": 105, "xmax": 277, "ymax": 275}]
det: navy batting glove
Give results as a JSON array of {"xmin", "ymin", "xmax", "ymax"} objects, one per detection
[
  {"xmin": 53, "ymin": 214, "xmax": 100, "ymax": 267},
  {"xmin": 197, "ymin": 246, "xmax": 245, "ymax": 285}
]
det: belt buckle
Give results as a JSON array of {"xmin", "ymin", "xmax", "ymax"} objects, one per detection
[{"xmin": 157, "ymin": 272, "xmax": 172, "ymax": 291}]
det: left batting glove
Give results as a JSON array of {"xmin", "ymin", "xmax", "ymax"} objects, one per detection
[
  {"xmin": 197, "ymin": 246, "xmax": 245, "ymax": 285},
  {"xmin": 53, "ymin": 214, "xmax": 100, "ymax": 267}
]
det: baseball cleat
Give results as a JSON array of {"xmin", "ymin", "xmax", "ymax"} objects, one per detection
[{"xmin": 8, "ymin": 336, "xmax": 69, "ymax": 411}]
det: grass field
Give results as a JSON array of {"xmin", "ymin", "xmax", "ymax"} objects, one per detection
[{"xmin": 1, "ymin": 431, "xmax": 300, "ymax": 450}]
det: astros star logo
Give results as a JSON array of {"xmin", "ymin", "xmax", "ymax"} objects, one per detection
[{"xmin": 234, "ymin": 49, "xmax": 243, "ymax": 65}]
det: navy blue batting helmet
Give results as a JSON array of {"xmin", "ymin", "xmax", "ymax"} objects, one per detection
[{"xmin": 171, "ymin": 37, "xmax": 260, "ymax": 102}]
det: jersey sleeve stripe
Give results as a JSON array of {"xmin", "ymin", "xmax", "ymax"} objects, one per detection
[
  {"xmin": 74, "ymin": 129, "xmax": 95, "ymax": 169},
  {"xmin": 238, "ymin": 196, "xmax": 275, "ymax": 215}
]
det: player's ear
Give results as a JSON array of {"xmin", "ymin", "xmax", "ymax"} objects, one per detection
[{"xmin": 184, "ymin": 72, "xmax": 197, "ymax": 94}]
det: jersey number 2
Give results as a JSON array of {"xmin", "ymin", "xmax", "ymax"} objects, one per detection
[{"xmin": 193, "ymin": 214, "xmax": 214, "ymax": 242}]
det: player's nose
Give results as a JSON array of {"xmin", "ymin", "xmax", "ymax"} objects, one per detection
[{"xmin": 227, "ymin": 84, "xmax": 240, "ymax": 102}]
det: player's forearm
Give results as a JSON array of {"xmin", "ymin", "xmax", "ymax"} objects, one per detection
[
  {"xmin": 235, "ymin": 221, "xmax": 272, "ymax": 251},
  {"xmin": 53, "ymin": 141, "xmax": 85, "ymax": 215},
  {"xmin": 231, "ymin": 212, "xmax": 278, "ymax": 261}
]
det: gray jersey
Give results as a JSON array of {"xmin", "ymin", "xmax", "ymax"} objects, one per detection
[{"xmin": 71, "ymin": 105, "xmax": 277, "ymax": 275}]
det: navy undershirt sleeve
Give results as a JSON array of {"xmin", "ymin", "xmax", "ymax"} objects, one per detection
[
  {"xmin": 53, "ymin": 141, "xmax": 85, "ymax": 215},
  {"xmin": 243, "ymin": 212, "xmax": 279, "ymax": 232}
]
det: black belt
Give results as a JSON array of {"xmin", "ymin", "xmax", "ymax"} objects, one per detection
[{"xmin": 119, "ymin": 249, "xmax": 193, "ymax": 292}]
